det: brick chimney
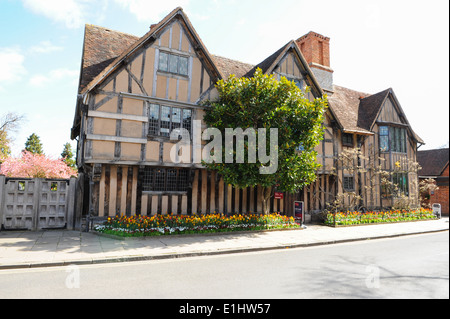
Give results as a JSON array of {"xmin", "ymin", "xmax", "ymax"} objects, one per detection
[{"xmin": 296, "ymin": 31, "xmax": 334, "ymax": 93}]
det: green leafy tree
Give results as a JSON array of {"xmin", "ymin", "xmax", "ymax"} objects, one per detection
[
  {"xmin": 24, "ymin": 133, "xmax": 44, "ymax": 155},
  {"xmin": 61, "ymin": 142, "xmax": 76, "ymax": 169},
  {"xmin": 203, "ymin": 68, "xmax": 327, "ymax": 214}
]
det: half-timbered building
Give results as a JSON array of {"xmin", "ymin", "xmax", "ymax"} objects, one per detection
[{"xmin": 71, "ymin": 7, "xmax": 424, "ymax": 218}]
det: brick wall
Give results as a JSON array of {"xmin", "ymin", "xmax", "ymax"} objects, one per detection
[
  {"xmin": 427, "ymin": 165, "xmax": 449, "ymax": 215},
  {"xmin": 442, "ymin": 164, "xmax": 449, "ymax": 177},
  {"xmin": 296, "ymin": 31, "xmax": 331, "ymax": 67},
  {"xmin": 296, "ymin": 31, "xmax": 334, "ymax": 92},
  {"xmin": 430, "ymin": 185, "xmax": 449, "ymax": 215}
]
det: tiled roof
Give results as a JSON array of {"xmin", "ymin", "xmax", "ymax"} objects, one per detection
[
  {"xmin": 244, "ymin": 42, "xmax": 291, "ymax": 78},
  {"xmin": 79, "ymin": 7, "xmax": 223, "ymax": 94},
  {"xmin": 74, "ymin": 12, "xmax": 423, "ymax": 146},
  {"xmin": 212, "ymin": 55, "xmax": 254, "ymax": 79},
  {"xmin": 79, "ymin": 24, "xmax": 139, "ymax": 93},
  {"xmin": 327, "ymin": 85, "xmax": 373, "ymax": 134},
  {"xmin": 418, "ymin": 148, "xmax": 449, "ymax": 177},
  {"xmin": 328, "ymin": 85, "xmax": 424, "ymax": 144},
  {"xmin": 358, "ymin": 88, "xmax": 391, "ymax": 130},
  {"xmin": 76, "ymin": 27, "xmax": 401, "ymax": 136}
]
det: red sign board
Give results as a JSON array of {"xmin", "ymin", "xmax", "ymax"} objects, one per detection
[{"xmin": 274, "ymin": 192, "xmax": 284, "ymax": 200}]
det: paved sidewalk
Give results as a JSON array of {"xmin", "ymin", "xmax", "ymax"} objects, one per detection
[{"xmin": 0, "ymin": 218, "xmax": 448, "ymax": 270}]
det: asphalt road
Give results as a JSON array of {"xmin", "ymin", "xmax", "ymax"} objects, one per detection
[{"xmin": 0, "ymin": 232, "xmax": 448, "ymax": 299}]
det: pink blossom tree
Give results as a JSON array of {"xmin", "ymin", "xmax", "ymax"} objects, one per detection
[{"xmin": 0, "ymin": 151, "xmax": 77, "ymax": 179}]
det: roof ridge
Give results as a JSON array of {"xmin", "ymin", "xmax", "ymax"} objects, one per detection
[
  {"xmin": 85, "ymin": 24, "xmax": 140, "ymax": 39},
  {"xmin": 81, "ymin": 6, "xmax": 224, "ymax": 94},
  {"xmin": 332, "ymin": 84, "xmax": 372, "ymax": 97},
  {"xmin": 419, "ymin": 148, "xmax": 450, "ymax": 152},
  {"xmin": 212, "ymin": 54, "xmax": 255, "ymax": 67},
  {"xmin": 245, "ymin": 41, "xmax": 293, "ymax": 78}
]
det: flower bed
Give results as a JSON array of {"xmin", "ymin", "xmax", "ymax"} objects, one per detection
[
  {"xmin": 95, "ymin": 213, "xmax": 300, "ymax": 237},
  {"xmin": 324, "ymin": 209, "xmax": 436, "ymax": 227}
]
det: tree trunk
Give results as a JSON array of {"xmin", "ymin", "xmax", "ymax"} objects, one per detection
[{"xmin": 261, "ymin": 186, "xmax": 273, "ymax": 215}]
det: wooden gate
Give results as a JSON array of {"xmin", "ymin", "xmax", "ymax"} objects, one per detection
[{"xmin": 0, "ymin": 178, "xmax": 71, "ymax": 230}]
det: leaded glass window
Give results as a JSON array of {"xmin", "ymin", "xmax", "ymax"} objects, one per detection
[
  {"xmin": 379, "ymin": 126, "xmax": 390, "ymax": 152},
  {"xmin": 160, "ymin": 106, "xmax": 171, "ymax": 137},
  {"xmin": 178, "ymin": 56, "xmax": 188, "ymax": 76},
  {"xmin": 158, "ymin": 51, "xmax": 189, "ymax": 76},
  {"xmin": 380, "ymin": 126, "xmax": 407, "ymax": 153},
  {"xmin": 142, "ymin": 168, "xmax": 191, "ymax": 193},
  {"xmin": 148, "ymin": 105, "xmax": 193, "ymax": 138},
  {"xmin": 149, "ymin": 104, "xmax": 160, "ymax": 136},
  {"xmin": 158, "ymin": 52, "xmax": 169, "ymax": 72},
  {"xmin": 343, "ymin": 176, "xmax": 355, "ymax": 191},
  {"xmin": 168, "ymin": 54, "xmax": 179, "ymax": 74}
]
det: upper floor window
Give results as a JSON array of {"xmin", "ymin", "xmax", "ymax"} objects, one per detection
[
  {"xmin": 159, "ymin": 52, "xmax": 189, "ymax": 76},
  {"xmin": 379, "ymin": 126, "xmax": 407, "ymax": 153},
  {"xmin": 392, "ymin": 127, "xmax": 407, "ymax": 153},
  {"xmin": 149, "ymin": 104, "xmax": 192, "ymax": 138},
  {"xmin": 379, "ymin": 126, "xmax": 389, "ymax": 152},
  {"xmin": 342, "ymin": 133, "xmax": 354, "ymax": 147},
  {"xmin": 286, "ymin": 77, "xmax": 304, "ymax": 91}
]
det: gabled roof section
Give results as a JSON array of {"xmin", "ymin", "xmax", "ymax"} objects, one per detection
[
  {"xmin": 80, "ymin": 7, "xmax": 223, "ymax": 95},
  {"xmin": 357, "ymin": 88, "xmax": 391, "ymax": 130},
  {"xmin": 245, "ymin": 42, "xmax": 291, "ymax": 77},
  {"xmin": 78, "ymin": 25, "xmax": 139, "ymax": 93},
  {"xmin": 373, "ymin": 88, "xmax": 424, "ymax": 144},
  {"xmin": 244, "ymin": 41, "xmax": 324, "ymax": 98},
  {"xmin": 417, "ymin": 148, "xmax": 449, "ymax": 177},
  {"xmin": 328, "ymin": 85, "xmax": 424, "ymax": 143}
]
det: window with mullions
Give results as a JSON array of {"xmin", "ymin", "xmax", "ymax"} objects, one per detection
[
  {"xmin": 154, "ymin": 168, "xmax": 166, "ymax": 191},
  {"xmin": 379, "ymin": 126, "xmax": 389, "ymax": 152},
  {"xmin": 379, "ymin": 126, "xmax": 407, "ymax": 153},
  {"xmin": 142, "ymin": 168, "xmax": 191, "ymax": 192},
  {"xmin": 159, "ymin": 52, "xmax": 189, "ymax": 76},
  {"xmin": 149, "ymin": 104, "xmax": 160, "ymax": 135},
  {"xmin": 171, "ymin": 108, "xmax": 182, "ymax": 131},
  {"xmin": 148, "ymin": 104, "xmax": 192, "ymax": 138},
  {"xmin": 342, "ymin": 133, "xmax": 354, "ymax": 147},
  {"xmin": 381, "ymin": 172, "xmax": 409, "ymax": 197},
  {"xmin": 343, "ymin": 176, "xmax": 355, "ymax": 191},
  {"xmin": 160, "ymin": 106, "xmax": 171, "ymax": 137},
  {"xmin": 392, "ymin": 127, "xmax": 407, "ymax": 153},
  {"xmin": 393, "ymin": 172, "xmax": 409, "ymax": 196},
  {"xmin": 286, "ymin": 77, "xmax": 304, "ymax": 90},
  {"xmin": 183, "ymin": 109, "xmax": 192, "ymax": 134}
]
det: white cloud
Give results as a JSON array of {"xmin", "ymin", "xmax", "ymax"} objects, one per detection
[
  {"xmin": 29, "ymin": 68, "xmax": 79, "ymax": 88},
  {"xmin": 113, "ymin": 0, "xmax": 190, "ymax": 22},
  {"xmin": 29, "ymin": 41, "xmax": 64, "ymax": 54},
  {"xmin": 21, "ymin": 0, "xmax": 89, "ymax": 29},
  {"xmin": 0, "ymin": 47, "xmax": 26, "ymax": 90}
]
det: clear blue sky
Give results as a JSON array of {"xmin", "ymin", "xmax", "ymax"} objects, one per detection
[{"xmin": 1, "ymin": 0, "xmax": 449, "ymax": 158}]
